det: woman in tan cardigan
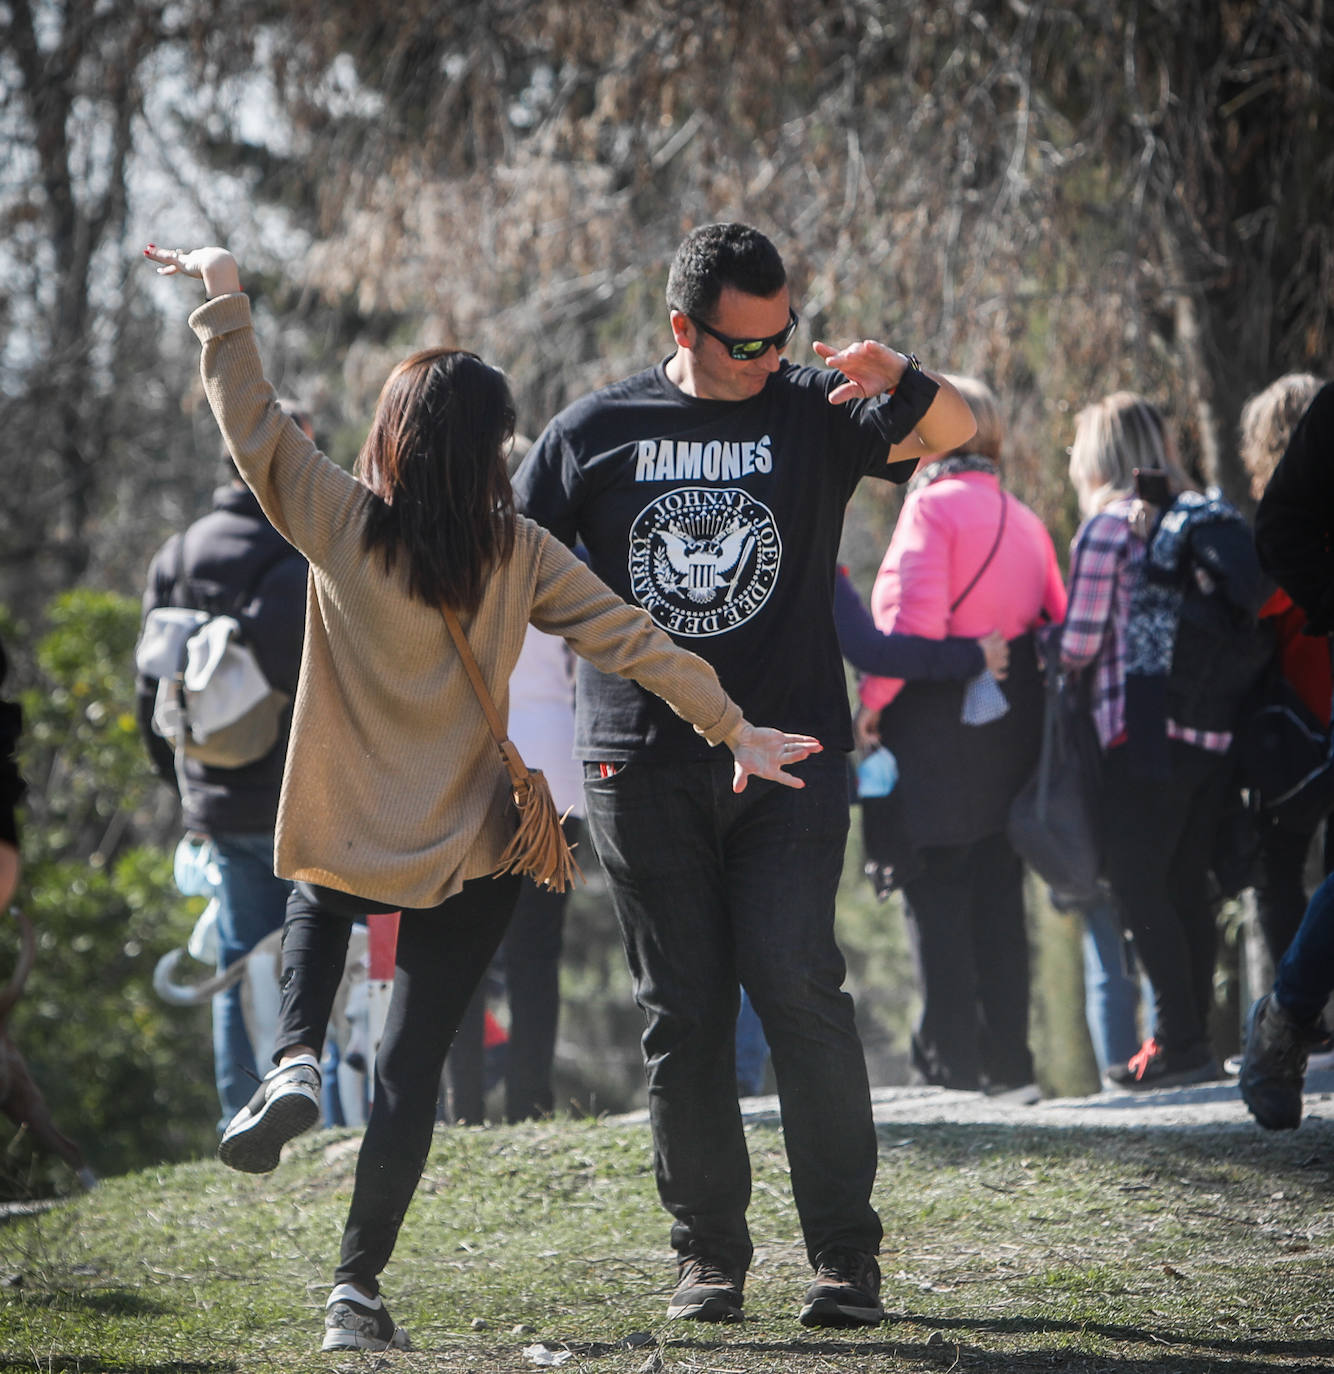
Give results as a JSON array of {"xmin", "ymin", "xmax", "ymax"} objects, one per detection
[{"xmin": 145, "ymin": 244, "xmax": 819, "ymax": 1353}]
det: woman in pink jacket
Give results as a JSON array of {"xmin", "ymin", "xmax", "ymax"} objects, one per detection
[{"xmin": 861, "ymin": 377, "xmax": 1067, "ymax": 1094}]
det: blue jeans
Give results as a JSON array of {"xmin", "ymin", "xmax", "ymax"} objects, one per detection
[
  {"xmin": 582, "ymin": 753, "xmax": 881, "ymax": 1276},
  {"xmin": 1275, "ymin": 869, "xmax": 1334, "ymax": 1026},
  {"xmin": 211, "ymin": 831, "xmax": 292, "ymax": 1131},
  {"xmin": 734, "ymin": 986, "xmax": 770, "ymax": 1096},
  {"xmin": 1081, "ymin": 894, "xmax": 1154, "ymax": 1072}
]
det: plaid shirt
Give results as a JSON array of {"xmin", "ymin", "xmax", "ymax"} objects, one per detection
[{"xmin": 1060, "ymin": 499, "xmax": 1230, "ymax": 754}]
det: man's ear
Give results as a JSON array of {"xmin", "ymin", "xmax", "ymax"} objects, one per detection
[{"xmin": 669, "ymin": 309, "xmax": 695, "ymax": 350}]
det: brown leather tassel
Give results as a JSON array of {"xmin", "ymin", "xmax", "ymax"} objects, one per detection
[{"xmin": 494, "ymin": 766, "xmax": 582, "ymax": 893}]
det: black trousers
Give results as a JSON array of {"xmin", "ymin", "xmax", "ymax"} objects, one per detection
[
  {"xmin": 1100, "ymin": 740, "xmax": 1230, "ymax": 1055},
  {"xmin": 275, "ymin": 873, "xmax": 521, "ymax": 1294},
  {"xmin": 900, "ymin": 831, "xmax": 1035, "ymax": 1092},
  {"xmin": 445, "ymin": 876, "xmax": 569, "ymax": 1123}
]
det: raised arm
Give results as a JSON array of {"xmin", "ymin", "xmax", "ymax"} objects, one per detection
[
  {"xmin": 813, "ymin": 338, "xmax": 976, "ymax": 464},
  {"xmin": 142, "ymin": 243, "xmax": 365, "ymax": 565}
]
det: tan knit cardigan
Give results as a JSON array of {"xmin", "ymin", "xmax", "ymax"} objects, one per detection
[{"xmin": 190, "ymin": 294, "xmax": 744, "ymax": 908}]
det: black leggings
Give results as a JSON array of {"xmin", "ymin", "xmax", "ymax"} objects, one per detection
[
  {"xmin": 276, "ymin": 874, "xmax": 521, "ymax": 1294},
  {"xmin": 1100, "ymin": 740, "xmax": 1230, "ymax": 1055}
]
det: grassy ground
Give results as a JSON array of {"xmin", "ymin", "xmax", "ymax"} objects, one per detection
[{"xmin": 3, "ymin": 1114, "xmax": 1333, "ymax": 1372}]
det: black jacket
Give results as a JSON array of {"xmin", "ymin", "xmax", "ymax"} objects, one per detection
[
  {"xmin": 876, "ymin": 631, "xmax": 1044, "ymax": 849},
  {"xmin": 136, "ymin": 484, "xmax": 307, "ymax": 834},
  {"xmin": 1255, "ymin": 382, "xmax": 1334, "ymax": 633}
]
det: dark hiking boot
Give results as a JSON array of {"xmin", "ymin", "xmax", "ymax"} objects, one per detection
[
  {"xmin": 666, "ymin": 1256, "xmax": 744, "ymax": 1322},
  {"xmin": 1240, "ymin": 993, "xmax": 1323, "ymax": 1131},
  {"xmin": 799, "ymin": 1248, "xmax": 884, "ymax": 1328}
]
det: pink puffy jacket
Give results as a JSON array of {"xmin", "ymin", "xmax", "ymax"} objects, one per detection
[{"xmin": 861, "ymin": 468, "xmax": 1067, "ymax": 712}]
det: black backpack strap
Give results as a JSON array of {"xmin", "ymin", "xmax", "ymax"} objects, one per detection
[
  {"xmin": 174, "ymin": 529, "xmax": 297, "ymax": 620},
  {"xmin": 231, "ymin": 539, "xmax": 301, "ymax": 617}
]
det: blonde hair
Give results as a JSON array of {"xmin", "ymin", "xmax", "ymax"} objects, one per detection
[
  {"xmin": 1068, "ymin": 392, "xmax": 1192, "ymax": 517},
  {"xmin": 1239, "ymin": 373, "xmax": 1323, "ymax": 499},
  {"xmin": 939, "ymin": 375, "xmax": 1004, "ymax": 463}
]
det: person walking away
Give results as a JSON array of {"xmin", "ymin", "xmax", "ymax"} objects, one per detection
[
  {"xmin": 514, "ymin": 222, "xmax": 976, "ymax": 1327},
  {"xmin": 1061, "ymin": 393, "xmax": 1268, "ymax": 1091},
  {"xmin": 1242, "ymin": 381, "xmax": 1334, "ymax": 1128},
  {"xmin": 1236, "ymin": 374, "xmax": 1331, "ymax": 972},
  {"xmin": 136, "ymin": 411, "xmax": 309, "ymax": 1132},
  {"xmin": 860, "ymin": 376, "xmax": 1067, "ymax": 1096},
  {"xmin": 144, "ymin": 241, "xmax": 816, "ymax": 1352}
]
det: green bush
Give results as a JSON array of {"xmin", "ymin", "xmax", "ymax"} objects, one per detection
[{"xmin": 3, "ymin": 591, "xmax": 215, "ymax": 1196}]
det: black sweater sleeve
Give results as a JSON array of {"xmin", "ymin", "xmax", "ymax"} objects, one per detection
[
  {"xmin": 833, "ymin": 567, "xmax": 984, "ymax": 680},
  {"xmin": 1255, "ymin": 383, "xmax": 1334, "ymax": 634}
]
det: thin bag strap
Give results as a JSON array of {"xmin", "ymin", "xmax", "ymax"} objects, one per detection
[
  {"xmin": 950, "ymin": 490, "xmax": 1009, "ymax": 614},
  {"xmin": 440, "ymin": 604, "xmax": 531, "ymax": 793}
]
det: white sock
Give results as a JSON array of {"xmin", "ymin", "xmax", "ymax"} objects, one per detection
[
  {"xmin": 271, "ymin": 1052, "xmax": 320, "ymax": 1076},
  {"xmin": 328, "ymin": 1282, "xmax": 381, "ymax": 1309}
]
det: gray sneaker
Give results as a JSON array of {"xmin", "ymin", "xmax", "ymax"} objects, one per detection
[
  {"xmin": 218, "ymin": 1054, "xmax": 321, "ymax": 1173},
  {"xmin": 1239, "ymin": 994, "xmax": 1321, "ymax": 1131},
  {"xmin": 322, "ymin": 1283, "xmax": 412, "ymax": 1351}
]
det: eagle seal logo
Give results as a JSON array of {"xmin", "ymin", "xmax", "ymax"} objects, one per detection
[{"xmin": 627, "ymin": 487, "xmax": 781, "ymax": 637}]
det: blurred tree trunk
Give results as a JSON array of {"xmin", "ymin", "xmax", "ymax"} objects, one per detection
[{"xmin": 4, "ymin": 0, "xmax": 142, "ymax": 594}]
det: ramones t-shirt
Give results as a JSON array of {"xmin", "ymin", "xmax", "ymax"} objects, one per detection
[{"xmin": 513, "ymin": 358, "xmax": 938, "ymax": 760}]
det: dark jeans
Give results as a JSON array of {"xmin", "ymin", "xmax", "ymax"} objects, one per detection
[
  {"xmin": 1100, "ymin": 740, "xmax": 1230, "ymax": 1055},
  {"xmin": 1276, "ymin": 867, "xmax": 1334, "ymax": 1025},
  {"xmin": 900, "ymin": 831, "xmax": 1034, "ymax": 1092},
  {"xmin": 582, "ymin": 753, "xmax": 881, "ymax": 1277},
  {"xmin": 1253, "ymin": 816, "xmax": 1322, "ymax": 967},
  {"xmin": 274, "ymin": 874, "xmax": 521, "ymax": 1295}
]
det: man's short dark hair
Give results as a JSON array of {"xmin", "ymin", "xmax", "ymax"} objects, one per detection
[{"xmin": 665, "ymin": 223, "xmax": 787, "ymax": 322}]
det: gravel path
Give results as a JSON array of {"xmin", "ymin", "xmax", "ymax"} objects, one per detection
[{"xmin": 720, "ymin": 1065, "xmax": 1334, "ymax": 1133}]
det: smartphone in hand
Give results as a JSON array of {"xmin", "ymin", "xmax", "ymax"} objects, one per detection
[{"xmin": 1133, "ymin": 467, "xmax": 1172, "ymax": 506}]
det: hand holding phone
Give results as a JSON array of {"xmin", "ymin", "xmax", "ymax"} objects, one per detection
[{"xmin": 1133, "ymin": 467, "xmax": 1172, "ymax": 506}]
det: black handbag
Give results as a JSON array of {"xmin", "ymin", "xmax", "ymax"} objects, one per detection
[{"xmin": 1007, "ymin": 655, "xmax": 1102, "ymax": 902}]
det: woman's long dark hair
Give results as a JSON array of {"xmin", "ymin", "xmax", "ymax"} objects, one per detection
[{"xmin": 355, "ymin": 347, "xmax": 517, "ymax": 614}]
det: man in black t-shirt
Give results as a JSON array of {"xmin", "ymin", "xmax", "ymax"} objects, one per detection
[{"xmin": 514, "ymin": 223, "xmax": 974, "ymax": 1328}]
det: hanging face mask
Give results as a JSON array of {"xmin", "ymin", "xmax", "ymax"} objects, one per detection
[
  {"xmin": 961, "ymin": 670, "xmax": 1010, "ymax": 727},
  {"xmin": 856, "ymin": 746, "xmax": 899, "ymax": 799}
]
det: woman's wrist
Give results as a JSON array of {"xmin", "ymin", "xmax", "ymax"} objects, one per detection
[{"xmin": 201, "ymin": 253, "xmax": 242, "ymax": 298}]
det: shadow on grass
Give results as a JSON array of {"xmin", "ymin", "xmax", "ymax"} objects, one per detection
[
  {"xmin": 661, "ymin": 1313, "xmax": 1334, "ymax": 1371},
  {"xmin": 9, "ymin": 1287, "xmax": 170, "ymax": 1317},
  {"xmin": 896, "ymin": 1310, "xmax": 1334, "ymax": 1357},
  {"xmin": 0, "ymin": 1363, "xmax": 237, "ymax": 1374}
]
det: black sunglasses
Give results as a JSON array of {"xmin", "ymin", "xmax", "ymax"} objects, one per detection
[{"xmin": 688, "ymin": 308, "xmax": 799, "ymax": 361}]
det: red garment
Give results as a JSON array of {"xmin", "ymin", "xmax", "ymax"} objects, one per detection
[{"xmin": 1264, "ymin": 588, "xmax": 1332, "ymax": 727}]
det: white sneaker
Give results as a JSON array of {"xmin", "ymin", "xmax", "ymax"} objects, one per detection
[
  {"xmin": 322, "ymin": 1283, "xmax": 412, "ymax": 1351},
  {"xmin": 218, "ymin": 1054, "xmax": 321, "ymax": 1174}
]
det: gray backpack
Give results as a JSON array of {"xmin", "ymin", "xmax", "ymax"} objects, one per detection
[{"xmin": 134, "ymin": 538, "xmax": 292, "ymax": 769}]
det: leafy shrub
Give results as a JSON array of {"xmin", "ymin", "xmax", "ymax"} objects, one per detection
[{"xmin": 3, "ymin": 591, "xmax": 215, "ymax": 1196}]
